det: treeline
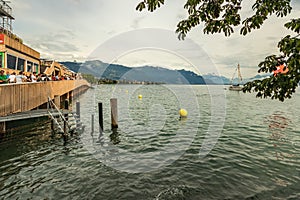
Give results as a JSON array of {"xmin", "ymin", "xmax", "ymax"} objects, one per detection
[
  {"xmin": 81, "ymin": 73, "xmax": 163, "ymax": 85},
  {"xmin": 81, "ymin": 74, "xmax": 98, "ymax": 84}
]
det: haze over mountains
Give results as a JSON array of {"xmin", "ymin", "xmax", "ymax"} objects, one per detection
[{"xmin": 61, "ymin": 60, "xmax": 268, "ymax": 85}]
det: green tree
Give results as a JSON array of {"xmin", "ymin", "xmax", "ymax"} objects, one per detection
[
  {"xmin": 136, "ymin": 0, "xmax": 300, "ymax": 101},
  {"xmin": 82, "ymin": 73, "xmax": 98, "ymax": 84}
]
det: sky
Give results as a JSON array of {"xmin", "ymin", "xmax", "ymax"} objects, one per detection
[{"xmin": 10, "ymin": 0, "xmax": 300, "ymax": 78}]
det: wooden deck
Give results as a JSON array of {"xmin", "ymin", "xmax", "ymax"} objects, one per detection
[
  {"xmin": 0, "ymin": 80, "xmax": 90, "ymax": 117},
  {"xmin": 0, "ymin": 109, "xmax": 69, "ymax": 122}
]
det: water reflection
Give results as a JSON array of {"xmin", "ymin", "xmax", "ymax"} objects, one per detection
[
  {"xmin": 110, "ymin": 128, "xmax": 120, "ymax": 145},
  {"xmin": 267, "ymin": 112, "xmax": 293, "ymax": 160}
]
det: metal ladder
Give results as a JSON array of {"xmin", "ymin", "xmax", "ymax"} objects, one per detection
[
  {"xmin": 47, "ymin": 97, "xmax": 84, "ymax": 137},
  {"xmin": 47, "ymin": 97, "xmax": 71, "ymax": 136}
]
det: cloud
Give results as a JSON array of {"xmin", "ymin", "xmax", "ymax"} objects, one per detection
[
  {"xmin": 130, "ymin": 16, "xmax": 146, "ymax": 29},
  {"xmin": 292, "ymin": 1, "xmax": 300, "ymax": 8},
  {"xmin": 67, "ymin": 0, "xmax": 82, "ymax": 4},
  {"xmin": 9, "ymin": 0, "xmax": 300, "ymax": 78},
  {"xmin": 27, "ymin": 30, "xmax": 80, "ymax": 60}
]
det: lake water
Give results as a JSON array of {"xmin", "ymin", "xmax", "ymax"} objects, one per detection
[{"xmin": 0, "ymin": 85, "xmax": 299, "ymax": 199}]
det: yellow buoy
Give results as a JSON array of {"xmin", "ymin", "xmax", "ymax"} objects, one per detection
[
  {"xmin": 138, "ymin": 94, "xmax": 143, "ymax": 99},
  {"xmin": 179, "ymin": 109, "xmax": 188, "ymax": 118}
]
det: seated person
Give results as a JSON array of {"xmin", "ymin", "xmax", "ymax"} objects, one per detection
[
  {"xmin": 8, "ymin": 72, "xmax": 16, "ymax": 83},
  {"xmin": 0, "ymin": 70, "xmax": 8, "ymax": 84},
  {"xmin": 15, "ymin": 71, "xmax": 27, "ymax": 83}
]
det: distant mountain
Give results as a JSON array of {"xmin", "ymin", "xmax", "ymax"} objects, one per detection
[
  {"xmin": 202, "ymin": 74, "xmax": 231, "ymax": 85},
  {"xmin": 245, "ymin": 74, "xmax": 272, "ymax": 82},
  {"xmin": 61, "ymin": 60, "xmax": 131, "ymax": 80},
  {"xmin": 61, "ymin": 60, "xmax": 263, "ymax": 85},
  {"xmin": 61, "ymin": 60, "xmax": 209, "ymax": 84}
]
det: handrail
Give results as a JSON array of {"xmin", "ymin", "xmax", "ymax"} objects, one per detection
[
  {"xmin": 47, "ymin": 96, "xmax": 71, "ymax": 129},
  {"xmin": 48, "ymin": 110, "xmax": 64, "ymax": 133},
  {"xmin": 48, "ymin": 97, "xmax": 68, "ymax": 123}
]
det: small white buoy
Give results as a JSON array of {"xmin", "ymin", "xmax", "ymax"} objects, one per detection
[{"xmin": 179, "ymin": 109, "xmax": 188, "ymax": 118}]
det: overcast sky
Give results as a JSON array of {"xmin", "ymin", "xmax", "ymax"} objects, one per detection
[{"xmin": 11, "ymin": 0, "xmax": 300, "ymax": 78}]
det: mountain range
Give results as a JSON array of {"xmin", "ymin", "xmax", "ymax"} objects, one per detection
[{"xmin": 61, "ymin": 60, "xmax": 268, "ymax": 85}]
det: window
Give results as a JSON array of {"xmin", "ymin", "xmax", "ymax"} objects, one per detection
[
  {"xmin": 27, "ymin": 61, "xmax": 33, "ymax": 72},
  {"xmin": 34, "ymin": 63, "xmax": 39, "ymax": 73},
  {"xmin": 7, "ymin": 54, "xmax": 16, "ymax": 70},
  {"xmin": 17, "ymin": 58, "xmax": 25, "ymax": 71},
  {"xmin": 0, "ymin": 52, "xmax": 3, "ymax": 68}
]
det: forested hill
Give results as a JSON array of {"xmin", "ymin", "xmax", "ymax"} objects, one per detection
[{"xmin": 61, "ymin": 60, "xmax": 231, "ymax": 85}]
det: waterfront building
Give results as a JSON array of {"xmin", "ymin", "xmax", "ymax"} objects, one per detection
[
  {"xmin": 0, "ymin": 0, "xmax": 90, "ymax": 118},
  {"xmin": 0, "ymin": 0, "xmax": 40, "ymax": 75},
  {"xmin": 40, "ymin": 60, "xmax": 76, "ymax": 78}
]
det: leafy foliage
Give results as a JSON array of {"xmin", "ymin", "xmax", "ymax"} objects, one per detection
[
  {"xmin": 136, "ymin": 0, "xmax": 292, "ymax": 39},
  {"xmin": 136, "ymin": 0, "xmax": 165, "ymax": 12},
  {"xmin": 136, "ymin": 0, "xmax": 300, "ymax": 101},
  {"xmin": 243, "ymin": 20, "xmax": 300, "ymax": 101}
]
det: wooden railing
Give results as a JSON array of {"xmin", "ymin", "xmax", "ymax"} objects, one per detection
[{"xmin": 0, "ymin": 79, "xmax": 90, "ymax": 116}]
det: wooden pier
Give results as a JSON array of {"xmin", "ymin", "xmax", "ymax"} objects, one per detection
[
  {"xmin": 0, "ymin": 1, "xmax": 90, "ymax": 135},
  {"xmin": 0, "ymin": 80, "xmax": 89, "ymax": 117},
  {"xmin": 0, "ymin": 80, "xmax": 90, "ymax": 133},
  {"xmin": 0, "ymin": 109, "xmax": 69, "ymax": 122}
]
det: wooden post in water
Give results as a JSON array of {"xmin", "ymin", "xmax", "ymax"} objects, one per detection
[
  {"xmin": 110, "ymin": 98, "xmax": 118, "ymax": 129},
  {"xmin": 76, "ymin": 101, "xmax": 80, "ymax": 119},
  {"xmin": 64, "ymin": 99, "xmax": 69, "ymax": 135},
  {"xmin": 54, "ymin": 95, "xmax": 60, "ymax": 108},
  {"xmin": 64, "ymin": 99, "xmax": 69, "ymax": 122},
  {"xmin": 51, "ymin": 120, "xmax": 54, "ymax": 133},
  {"xmin": 64, "ymin": 120, "xmax": 67, "ymax": 135},
  {"xmin": 64, "ymin": 99, "xmax": 69, "ymax": 110},
  {"xmin": 75, "ymin": 101, "xmax": 81, "ymax": 131},
  {"xmin": 0, "ymin": 122, "xmax": 6, "ymax": 134},
  {"xmin": 98, "ymin": 102, "xmax": 103, "ymax": 133},
  {"xmin": 91, "ymin": 114, "xmax": 94, "ymax": 134}
]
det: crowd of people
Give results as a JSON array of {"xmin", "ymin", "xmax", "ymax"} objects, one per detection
[{"xmin": 0, "ymin": 70, "xmax": 77, "ymax": 84}]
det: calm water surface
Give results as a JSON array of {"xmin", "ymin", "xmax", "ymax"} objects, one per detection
[{"xmin": 0, "ymin": 85, "xmax": 299, "ymax": 199}]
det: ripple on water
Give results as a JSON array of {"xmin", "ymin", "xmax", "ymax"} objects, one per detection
[{"xmin": 0, "ymin": 85, "xmax": 299, "ymax": 199}]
